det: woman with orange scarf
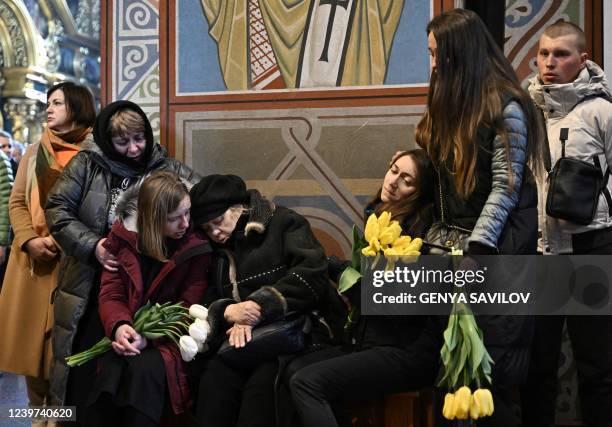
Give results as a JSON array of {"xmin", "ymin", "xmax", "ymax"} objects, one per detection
[{"xmin": 0, "ymin": 82, "xmax": 96, "ymax": 422}]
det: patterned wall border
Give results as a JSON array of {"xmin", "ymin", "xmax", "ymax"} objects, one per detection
[{"xmin": 102, "ymin": 0, "xmax": 160, "ymax": 141}]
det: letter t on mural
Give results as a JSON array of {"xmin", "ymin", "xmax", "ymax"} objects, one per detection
[{"xmin": 200, "ymin": 0, "xmax": 407, "ymax": 90}]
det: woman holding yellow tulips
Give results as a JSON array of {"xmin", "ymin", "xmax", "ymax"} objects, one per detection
[
  {"xmin": 416, "ymin": 8, "xmax": 543, "ymax": 427},
  {"xmin": 289, "ymin": 149, "xmax": 439, "ymax": 427}
]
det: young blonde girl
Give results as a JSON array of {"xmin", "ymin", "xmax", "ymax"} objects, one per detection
[{"xmin": 87, "ymin": 171, "xmax": 210, "ymax": 426}]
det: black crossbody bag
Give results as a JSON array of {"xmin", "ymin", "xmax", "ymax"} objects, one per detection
[{"xmin": 545, "ymin": 127, "xmax": 612, "ymax": 225}]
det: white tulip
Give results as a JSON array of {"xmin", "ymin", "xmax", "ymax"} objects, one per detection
[
  {"xmin": 179, "ymin": 335, "xmax": 198, "ymax": 362},
  {"xmin": 195, "ymin": 318, "xmax": 211, "ymax": 335},
  {"xmin": 189, "ymin": 322, "xmax": 208, "ymax": 343},
  {"xmin": 189, "ymin": 304, "xmax": 208, "ymax": 321}
]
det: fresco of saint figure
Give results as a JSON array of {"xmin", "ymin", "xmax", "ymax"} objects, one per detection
[{"xmin": 200, "ymin": 0, "xmax": 406, "ymax": 90}]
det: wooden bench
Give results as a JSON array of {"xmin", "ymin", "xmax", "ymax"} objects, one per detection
[{"xmin": 344, "ymin": 389, "xmax": 437, "ymax": 427}]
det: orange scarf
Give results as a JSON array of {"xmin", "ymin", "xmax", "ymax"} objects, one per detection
[{"xmin": 26, "ymin": 126, "xmax": 91, "ymax": 236}]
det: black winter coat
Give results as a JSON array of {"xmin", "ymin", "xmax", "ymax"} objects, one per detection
[
  {"xmin": 46, "ymin": 102, "xmax": 200, "ymax": 405},
  {"xmin": 204, "ymin": 191, "xmax": 333, "ymax": 347}
]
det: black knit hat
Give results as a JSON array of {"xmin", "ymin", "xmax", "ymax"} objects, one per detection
[{"xmin": 190, "ymin": 174, "xmax": 250, "ymax": 225}]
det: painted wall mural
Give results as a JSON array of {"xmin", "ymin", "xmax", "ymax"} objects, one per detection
[
  {"xmin": 110, "ymin": 0, "xmax": 160, "ymax": 141},
  {"xmin": 177, "ymin": 0, "xmax": 430, "ymax": 94}
]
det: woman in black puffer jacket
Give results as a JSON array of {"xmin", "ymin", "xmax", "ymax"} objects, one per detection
[{"xmin": 45, "ymin": 100, "xmax": 200, "ymax": 425}]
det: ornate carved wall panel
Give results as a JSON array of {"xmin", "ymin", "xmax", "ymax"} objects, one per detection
[{"xmin": 0, "ymin": 0, "xmax": 100, "ymax": 144}]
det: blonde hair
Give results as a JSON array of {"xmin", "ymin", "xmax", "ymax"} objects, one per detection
[
  {"xmin": 108, "ymin": 109, "xmax": 145, "ymax": 138},
  {"xmin": 137, "ymin": 171, "xmax": 189, "ymax": 261}
]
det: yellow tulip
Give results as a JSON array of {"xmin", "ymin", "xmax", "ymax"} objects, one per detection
[
  {"xmin": 383, "ymin": 247, "xmax": 400, "ymax": 256},
  {"xmin": 473, "ymin": 388, "xmax": 494, "ymax": 416},
  {"xmin": 364, "ymin": 213, "xmax": 380, "ymax": 243},
  {"xmin": 391, "ymin": 235, "xmax": 412, "ymax": 249},
  {"xmin": 442, "ymin": 392, "xmax": 456, "ymax": 420},
  {"xmin": 407, "ymin": 237, "xmax": 423, "ymax": 251},
  {"xmin": 469, "ymin": 394, "xmax": 481, "ymax": 420},
  {"xmin": 453, "ymin": 386, "xmax": 472, "ymax": 419},
  {"xmin": 379, "ymin": 221, "xmax": 402, "ymax": 246},
  {"xmin": 362, "ymin": 240, "xmax": 380, "ymax": 257},
  {"xmin": 377, "ymin": 211, "xmax": 391, "ymax": 229}
]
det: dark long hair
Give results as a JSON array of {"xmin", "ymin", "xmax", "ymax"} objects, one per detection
[
  {"xmin": 368, "ymin": 149, "xmax": 434, "ymax": 230},
  {"xmin": 416, "ymin": 8, "xmax": 544, "ymax": 199}
]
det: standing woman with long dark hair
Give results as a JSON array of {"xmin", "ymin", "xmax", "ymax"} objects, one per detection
[
  {"xmin": 416, "ymin": 9, "xmax": 543, "ymax": 426},
  {"xmin": 0, "ymin": 82, "xmax": 96, "ymax": 420}
]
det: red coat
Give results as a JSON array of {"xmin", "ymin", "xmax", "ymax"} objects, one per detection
[{"xmin": 99, "ymin": 221, "xmax": 211, "ymax": 414}]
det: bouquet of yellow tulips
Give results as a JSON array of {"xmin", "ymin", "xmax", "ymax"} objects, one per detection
[
  {"xmin": 439, "ymin": 253, "xmax": 495, "ymax": 421},
  {"xmin": 337, "ymin": 211, "xmax": 423, "ymax": 329}
]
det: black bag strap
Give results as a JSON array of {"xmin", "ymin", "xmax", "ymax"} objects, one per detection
[
  {"xmin": 559, "ymin": 128, "xmax": 569, "ymax": 158},
  {"xmin": 593, "ymin": 155, "xmax": 612, "ymax": 216},
  {"xmin": 539, "ymin": 107, "xmax": 552, "ymax": 172}
]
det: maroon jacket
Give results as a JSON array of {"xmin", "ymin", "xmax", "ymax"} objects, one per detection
[{"xmin": 99, "ymin": 221, "xmax": 211, "ymax": 414}]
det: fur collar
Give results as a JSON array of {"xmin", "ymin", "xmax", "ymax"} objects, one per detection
[
  {"xmin": 244, "ymin": 189, "xmax": 275, "ymax": 236},
  {"xmin": 114, "ymin": 174, "xmax": 193, "ymax": 233}
]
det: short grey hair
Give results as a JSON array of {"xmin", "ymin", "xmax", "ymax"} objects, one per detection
[
  {"xmin": 0, "ymin": 130, "xmax": 13, "ymax": 141},
  {"xmin": 11, "ymin": 140, "xmax": 24, "ymax": 154}
]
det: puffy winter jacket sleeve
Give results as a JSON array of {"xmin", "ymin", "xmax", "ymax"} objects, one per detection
[
  {"xmin": 0, "ymin": 151, "xmax": 14, "ymax": 246},
  {"xmin": 246, "ymin": 211, "xmax": 328, "ymax": 322},
  {"xmin": 469, "ymin": 101, "xmax": 527, "ymax": 250},
  {"xmin": 45, "ymin": 152, "xmax": 103, "ymax": 262},
  {"xmin": 590, "ymin": 98, "xmax": 612, "ymax": 173},
  {"xmin": 98, "ymin": 235, "xmax": 132, "ymax": 339}
]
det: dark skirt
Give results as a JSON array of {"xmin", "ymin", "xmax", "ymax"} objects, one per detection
[{"xmin": 88, "ymin": 347, "xmax": 166, "ymax": 423}]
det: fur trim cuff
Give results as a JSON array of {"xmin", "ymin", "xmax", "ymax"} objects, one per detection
[
  {"xmin": 247, "ymin": 286, "xmax": 287, "ymax": 323},
  {"xmin": 206, "ymin": 298, "xmax": 234, "ymax": 342},
  {"xmin": 245, "ymin": 221, "xmax": 265, "ymax": 235}
]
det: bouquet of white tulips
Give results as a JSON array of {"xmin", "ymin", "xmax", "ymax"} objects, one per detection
[
  {"xmin": 66, "ymin": 302, "xmax": 211, "ymax": 367},
  {"xmin": 179, "ymin": 304, "xmax": 211, "ymax": 362}
]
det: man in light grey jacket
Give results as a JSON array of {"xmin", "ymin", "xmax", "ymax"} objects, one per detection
[{"xmin": 522, "ymin": 21, "xmax": 612, "ymax": 427}]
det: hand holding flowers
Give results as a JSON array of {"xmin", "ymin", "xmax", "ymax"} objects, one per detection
[
  {"xmin": 66, "ymin": 302, "xmax": 212, "ymax": 366},
  {"xmin": 113, "ymin": 324, "xmax": 147, "ymax": 356},
  {"xmin": 336, "ymin": 212, "xmax": 423, "ymax": 331}
]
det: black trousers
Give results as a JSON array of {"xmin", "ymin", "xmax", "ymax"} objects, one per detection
[
  {"xmin": 522, "ymin": 315, "xmax": 612, "ymax": 427},
  {"xmin": 522, "ymin": 228, "xmax": 612, "ymax": 427},
  {"xmin": 290, "ymin": 345, "xmax": 439, "ymax": 427},
  {"xmin": 196, "ymin": 356, "xmax": 278, "ymax": 427},
  {"xmin": 65, "ymin": 300, "xmax": 105, "ymax": 427},
  {"xmin": 291, "ymin": 344, "xmax": 523, "ymax": 427},
  {"xmin": 86, "ymin": 348, "xmax": 166, "ymax": 427}
]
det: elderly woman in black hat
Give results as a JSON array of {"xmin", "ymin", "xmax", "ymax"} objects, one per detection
[{"xmin": 190, "ymin": 174, "xmax": 331, "ymax": 427}]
